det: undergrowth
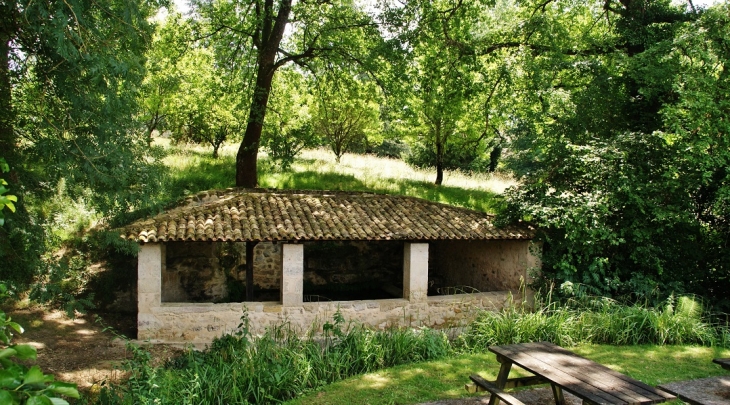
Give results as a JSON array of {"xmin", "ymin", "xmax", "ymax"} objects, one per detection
[
  {"xmin": 457, "ymin": 292, "xmax": 730, "ymax": 351},
  {"xmin": 88, "ymin": 293, "xmax": 729, "ymax": 404},
  {"xmin": 92, "ymin": 310, "xmax": 451, "ymax": 404}
]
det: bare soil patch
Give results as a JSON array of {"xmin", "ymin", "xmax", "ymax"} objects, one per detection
[{"xmin": 9, "ymin": 308, "xmax": 182, "ymax": 391}]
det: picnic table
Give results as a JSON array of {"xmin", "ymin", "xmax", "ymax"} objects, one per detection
[
  {"xmin": 468, "ymin": 341, "xmax": 676, "ymax": 405},
  {"xmin": 712, "ymin": 358, "xmax": 730, "ymax": 371}
]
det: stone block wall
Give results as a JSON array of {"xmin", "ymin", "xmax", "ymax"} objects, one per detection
[
  {"xmin": 429, "ymin": 240, "xmax": 540, "ymax": 293},
  {"xmin": 163, "ymin": 241, "xmax": 281, "ymax": 302},
  {"xmin": 137, "ymin": 292, "xmax": 515, "ymax": 344},
  {"xmin": 162, "ymin": 241, "xmax": 403, "ymax": 303}
]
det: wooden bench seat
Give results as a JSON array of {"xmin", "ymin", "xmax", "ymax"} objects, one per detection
[{"xmin": 469, "ymin": 374, "xmax": 527, "ymax": 405}]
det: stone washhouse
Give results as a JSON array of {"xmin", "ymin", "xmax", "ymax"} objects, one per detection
[{"xmin": 121, "ymin": 189, "xmax": 539, "ymax": 344}]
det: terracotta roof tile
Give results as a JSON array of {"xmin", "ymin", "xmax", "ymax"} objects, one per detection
[{"xmin": 120, "ymin": 189, "xmax": 534, "ymax": 243}]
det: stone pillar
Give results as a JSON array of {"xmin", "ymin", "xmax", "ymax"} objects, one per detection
[
  {"xmin": 403, "ymin": 243, "xmax": 429, "ymax": 302},
  {"xmin": 280, "ymin": 243, "xmax": 303, "ymax": 305},
  {"xmin": 138, "ymin": 243, "xmax": 164, "ymax": 339}
]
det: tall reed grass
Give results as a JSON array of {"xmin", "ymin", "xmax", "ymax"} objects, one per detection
[
  {"xmin": 93, "ymin": 310, "xmax": 451, "ymax": 405},
  {"xmin": 457, "ymin": 293, "xmax": 730, "ymax": 352},
  {"xmin": 91, "ymin": 295, "xmax": 729, "ymax": 404}
]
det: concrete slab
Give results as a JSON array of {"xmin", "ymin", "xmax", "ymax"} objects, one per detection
[{"xmin": 659, "ymin": 376, "xmax": 730, "ymax": 405}]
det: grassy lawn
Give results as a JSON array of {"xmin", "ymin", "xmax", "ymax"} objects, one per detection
[
  {"xmin": 159, "ymin": 141, "xmax": 514, "ymax": 214},
  {"xmin": 284, "ymin": 345, "xmax": 730, "ymax": 405}
]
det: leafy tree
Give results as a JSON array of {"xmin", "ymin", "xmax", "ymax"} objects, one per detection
[
  {"xmin": 0, "ymin": 0, "xmax": 165, "ymax": 294},
  {"xmin": 386, "ymin": 0, "xmax": 511, "ymax": 184},
  {"xmin": 262, "ymin": 69, "xmax": 317, "ymax": 171},
  {"xmin": 192, "ymin": 0, "xmax": 383, "ymax": 186},
  {"xmin": 168, "ymin": 46, "xmax": 243, "ymax": 158},
  {"xmin": 311, "ymin": 73, "xmax": 381, "ymax": 163},
  {"xmin": 501, "ymin": 0, "xmax": 730, "ymax": 306},
  {"xmin": 139, "ymin": 13, "xmax": 191, "ymax": 145}
]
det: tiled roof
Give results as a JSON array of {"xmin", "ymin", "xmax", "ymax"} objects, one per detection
[{"xmin": 120, "ymin": 189, "xmax": 534, "ymax": 243}]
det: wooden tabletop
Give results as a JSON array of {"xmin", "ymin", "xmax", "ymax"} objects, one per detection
[{"xmin": 489, "ymin": 342, "xmax": 676, "ymax": 405}]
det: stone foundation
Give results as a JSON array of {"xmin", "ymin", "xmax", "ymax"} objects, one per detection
[
  {"xmin": 137, "ymin": 291, "xmax": 515, "ymax": 344},
  {"xmin": 139, "ymin": 239, "xmax": 540, "ymax": 344}
]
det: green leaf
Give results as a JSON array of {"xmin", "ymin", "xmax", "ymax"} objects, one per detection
[
  {"xmin": 23, "ymin": 365, "xmax": 46, "ymax": 386},
  {"xmin": 0, "ymin": 347, "xmax": 17, "ymax": 359},
  {"xmin": 12, "ymin": 344, "xmax": 37, "ymax": 360},
  {"xmin": 26, "ymin": 396, "xmax": 53, "ymax": 405},
  {"xmin": 6, "ymin": 321, "xmax": 23, "ymax": 334},
  {"xmin": 48, "ymin": 382, "xmax": 80, "ymax": 399},
  {"xmin": 0, "ymin": 369, "xmax": 22, "ymax": 389},
  {"xmin": 0, "ymin": 390, "xmax": 17, "ymax": 405},
  {"xmin": 49, "ymin": 398, "xmax": 71, "ymax": 405}
]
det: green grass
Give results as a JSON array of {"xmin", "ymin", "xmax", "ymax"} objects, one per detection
[
  {"xmin": 157, "ymin": 140, "xmax": 513, "ymax": 214},
  {"xmin": 284, "ymin": 345, "xmax": 730, "ymax": 405}
]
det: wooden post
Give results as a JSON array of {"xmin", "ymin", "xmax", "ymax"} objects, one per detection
[{"xmin": 246, "ymin": 241, "xmax": 258, "ymax": 301}]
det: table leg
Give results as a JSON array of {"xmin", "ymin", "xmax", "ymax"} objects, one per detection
[
  {"xmin": 551, "ymin": 383, "xmax": 566, "ymax": 405},
  {"xmin": 489, "ymin": 356, "xmax": 513, "ymax": 405}
]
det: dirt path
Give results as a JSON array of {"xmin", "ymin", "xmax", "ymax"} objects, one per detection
[{"xmin": 9, "ymin": 308, "xmax": 179, "ymax": 390}]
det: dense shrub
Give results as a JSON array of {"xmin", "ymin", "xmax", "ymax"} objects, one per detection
[
  {"xmin": 405, "ymin": 141, "xmax": 490, "ymax": 173},
  {"xmin": 371, "ymin": 139, "xmax": 410, "ymax": 159}
]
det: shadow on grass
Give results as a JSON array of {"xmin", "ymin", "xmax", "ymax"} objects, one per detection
[
  {"xmin": 285, "ymin": 346, "xmax": 730, "ymax": 405},
  {"xmin": 165, "ymin": 154, "xmax": 236, "ymax": 200},
  {"xmin": 283, "ymin": 353, "xmax": 502, "ymax": 405},
  {"xmin": 260, "ymin": 170, "xmax": 504, "ymax": 214}
]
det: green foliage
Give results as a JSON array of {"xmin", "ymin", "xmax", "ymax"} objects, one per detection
[
  {"xmin": 457, "ymin": 292, "xmax": 728, "ymax": 352},
  {"xmin": 166, "ymin": 37, "xmax": 244, "ymax": 158},
  {"xmin": 406, "ymin": 140, "xmax": 490, "ymax": 173},
  {"xmin": 93, "ymin": 310, "xmax": 451, "ymax": 404},
  {"xmin": 501, "ymin": 1, "xmax": 730, "ymax": 307},
  {"xmin": 2, "ymin": 0, "xmax": 166, "ymax": 301},
  {"xmin": 311, "ymin": 73, "xmax": 382, "ymax": 163},
  {"xmin": 262, "ymin": 70, "xmax": 319, "ymax": 171},
  {"xmin": 0, "ymin": 158, "xmax": 17, "ymax": 227},
  {"xmin": 0, "ymin": 285, "xmax": 80, "ymax": 404}
]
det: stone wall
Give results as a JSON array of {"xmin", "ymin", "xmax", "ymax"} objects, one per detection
[
  {"xmin": 162, "ymin": 241, "xmax": 403, "ymax": 303},
  {"xmin": 138, "ymin": 292, "xmax": 515, "ymax": 344},
  {"xmin": 429, "ymin": 240, "xmax": 540, "ymax": 293},
  {"xmin": 163, "ymin": 242, "xmax": 281, "ymax": 302}
]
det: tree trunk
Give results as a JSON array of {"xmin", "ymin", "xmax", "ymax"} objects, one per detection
[
  {"xmin": 0, "ymin": 20, "xmax": 15, "ymax": 167},
  {"xmin": 236, "ymin": 67, "xmax": 276, "ymax": 187},
  {"xmin": 435, "ymin": 138, "xmax": 444, "ymax": 185},
  {"xmin": 235, "ymin": 0, "xmax": 292, "ymax": 188}
]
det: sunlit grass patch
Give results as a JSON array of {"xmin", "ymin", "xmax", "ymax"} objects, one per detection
[
  {"xmin": 156, "ymin": 141, "xmax": 511, "ymax": 213},
  {"xmin": 285, "ymin": 345, "xmax": 730, "ymax": 405}
]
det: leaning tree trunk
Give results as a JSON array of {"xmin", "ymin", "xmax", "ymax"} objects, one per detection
[{"xmin": 236, "ymin": 0, "xmax": 292, "ymax": 188}]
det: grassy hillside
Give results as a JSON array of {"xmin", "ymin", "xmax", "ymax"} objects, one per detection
[{"xmin": 160, "ymin": 140, "xmax": 515, "ymax": 214}]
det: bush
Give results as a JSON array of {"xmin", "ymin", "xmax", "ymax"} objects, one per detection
[
  {"xmin": 405, "ymin": 141, "xmax": 489, "ymax": 173},
  {"xmin": 372, "ymin": 139, "xmax": 410, "ymax": 159}
]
